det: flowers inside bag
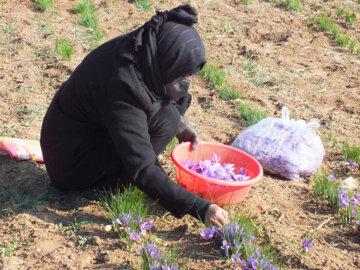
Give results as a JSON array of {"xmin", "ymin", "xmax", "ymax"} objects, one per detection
[{"xmin": 231, "ymin": 107, "xmax": 325, "ymax": 180}]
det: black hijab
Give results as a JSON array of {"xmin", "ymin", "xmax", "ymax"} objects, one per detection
[{"xmin": 133, "ymin": 5, "xmax": 206, "ymax": 99}]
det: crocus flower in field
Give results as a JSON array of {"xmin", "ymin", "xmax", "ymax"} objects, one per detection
[
  {"xmin": 129, "ymin": 231, "xmax": 140, "ymax": 242},
  {"xmin": 352, "ymin": 194, "xmax": 360, "ymax": 206},
  {"xmin": 115, "ymin": 212, "xmax": 131, "ymax": 230},
  {"xmin": 220, "ymin": 240, "xmax": 231, "ymax": 256},
  {"xmin": 301, "ymin": 239, "xmax": 313, "ymax": 254},
  {"xmin": 140, "ymin": 219, "xmax": 154, "ymax": 236},
  {"xmin": 212, "ymin": 226, "xmax": 223, "ymax": 238},
  {"xmin": 339, "ymin": 189, "xmax": 351, "ymax": 209},
  {"xmin": 231, "ymin": 252, "xmax": 241, "ymax": 270},
  {"xmin": 346, "ymin": 160, "xmax": 358, "ymax": 171},
  {"xmin": 161, "ymin": 264, "xmax": 179, "ymax": 270},
  {"xmin": 149, "ymin": 263, "xmax": 160, "ymax": 270},
  {"xmin": 327, "ymin": 174, "xmax": 335, "ymax": 182},
  {"xmin": 200, "ymin": 227, "xmax": 214, "ymax": 240}
]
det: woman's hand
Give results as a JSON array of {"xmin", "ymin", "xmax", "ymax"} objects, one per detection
[
  {"xmin": 204, "ymin": 204, "xmax": 229, "ymax": 227},
  {"xmin": 176, "ymin": 116, "xmax": 199, "ymax": 150}
]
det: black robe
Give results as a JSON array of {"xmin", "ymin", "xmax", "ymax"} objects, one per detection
[{"xmin": 40, "ymin": 5, "xmax": 210, "ymax": 219}]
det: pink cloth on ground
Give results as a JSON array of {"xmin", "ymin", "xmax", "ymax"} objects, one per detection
[{"xmin": 0, "ymin": 137, "xmax": 43, "ymax": 163}]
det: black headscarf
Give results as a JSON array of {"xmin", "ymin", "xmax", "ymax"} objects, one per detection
[{"xmin": 133, "ymin": 5, "xmax": 206, "ymax": 99}]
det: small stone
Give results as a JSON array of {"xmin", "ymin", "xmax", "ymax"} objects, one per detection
[
  {"xmin": 341, "ymin": 177, "xmax": 359, "ymax": 191},
  {"xmin": 92, "ymin": 236, "xmax": 101, "ymax": 246},
  {"xmin": 66, "ymin": 241, "xmax": 75, "ymax": 248},
  {"xmin": 104, "ymin": 225, "xmax": 112, "ymax": 232}
]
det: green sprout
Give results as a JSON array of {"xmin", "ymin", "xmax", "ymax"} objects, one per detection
[
  {"xmin": 35, "ymin": 0, "xmax": 55, "ymax": 11},
  {"xmin": 55, "ymin": 38, "xmax": 74, "ymax": 61}
]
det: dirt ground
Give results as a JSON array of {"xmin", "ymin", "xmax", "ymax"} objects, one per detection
[{"xmin": 1, "ymin": 0, "xmax": 360, "ymax": 269}]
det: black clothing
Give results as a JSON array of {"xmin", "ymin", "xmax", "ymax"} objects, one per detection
[{"xmin": 40, "ymin": 5, "xmax": 210, "ymax": 220}]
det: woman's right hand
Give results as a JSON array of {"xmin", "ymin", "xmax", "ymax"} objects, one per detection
[{"xmin": 204, "ymin": 204, "xmax": 229, "ymax": 227}]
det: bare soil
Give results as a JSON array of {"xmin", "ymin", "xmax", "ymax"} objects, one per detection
[{"xmin": 1, "ymin": 0, "xmax": 360, "ymax": 269}]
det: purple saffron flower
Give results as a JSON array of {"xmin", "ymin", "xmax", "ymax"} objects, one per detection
[
  {"xmin": 212, "ymin": 226, "xmax": 223, "ymax": 238},
  {"xmin": 132, "ymin": 213, "xmax": 142, "ymax": 225},
  {"xmin": 247, "ymin": 256, "xmax": 257, "ymax": 270},
  {"xmin": 353, "ymin": 194, "xmax": 360, "ymax": 206},
  {"xmin": 346, "ymin": 160, "xmax": 358, "ymax": 171},
  {"xmin": 327, "ymin": 174, "xmax": 335, "ymax": 182},
  {"xmin": 210, "ymin": 153, "xmax": 221, "ymax": 163},
  {"xmin": 140, "ymin": 219, "xmax": 153, "ymax": 236},
  {"xmin": 129, "ymin": 231, "xmax": 140, "ymax": 242},
  {"xmin": 200, "ymin": 227, "xmax": 214, "ymax": 240},
  {"xmin": 161, "ymin": 264, "xmax": 179, "ymax": 270},
  {"xmin": 356, "ymin": 219, "xmax": 360, "ymax": 225},
  {"xmin": 301, "ymin": 239, "xmax": 313, "ymax": 254},
  {"xmin": 220, "ymin": 240, "xmax": 231, "ymax": 256},
  {"xmin": 115, "ymin": 212, "xmax": 131, "ymax": 231},
  {"xmin": 182, "ymin": 153, "xmax": 250, "ymax": 182},
  {"xmin": 149, "ymin": 263, "xmax": 160, "ymax": 270},
  {"xmin": 339, "ymin": 189, "xmax": 351, "ymax": 209},
  {"xmin": 231, "ymin": 252, "xmax": 241, "ymax": 270}
]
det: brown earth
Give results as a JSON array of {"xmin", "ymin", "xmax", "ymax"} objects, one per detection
[{"xmin": 1, "ymin": 0, "xmax": 360, "ymax": 269}]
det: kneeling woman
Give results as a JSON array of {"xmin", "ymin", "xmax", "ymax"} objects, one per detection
[{"xmin": 40, "ymin": 5, "xmax": 228, "ymax": 227}]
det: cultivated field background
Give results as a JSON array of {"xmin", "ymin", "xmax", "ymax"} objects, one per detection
[{"xmin": 0, "ymin": 0, "xmax": 359, "ymax": 269}]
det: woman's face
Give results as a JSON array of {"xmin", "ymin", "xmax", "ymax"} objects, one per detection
[{"xmin": 165, "ymin": 76, "xmax": 191, "ymax": 101}]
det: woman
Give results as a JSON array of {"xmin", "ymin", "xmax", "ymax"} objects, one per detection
[{"xmin": 40, "ymin": 5, "xmax": 228, "ymax": 227}]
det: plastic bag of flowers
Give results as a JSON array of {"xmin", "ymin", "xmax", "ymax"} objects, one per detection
[{"xmin": 231, "ymin": 107, "xmax": 325, "ymax": 180}]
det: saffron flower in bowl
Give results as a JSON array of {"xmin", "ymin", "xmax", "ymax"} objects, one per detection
[{"xmin": 171, "ymin": 142, "xmax": 263, "ymax": 206}]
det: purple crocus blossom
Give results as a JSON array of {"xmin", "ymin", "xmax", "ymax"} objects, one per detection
[
  {"xmin": 346, "ymin": 160, "xmax": 358, "ymax": 171},
  {"xmin": 301, "ymin": 238, "xmax": 313, "ymax": 254},
  {"xmin": 142, "ymin": 243, "xmax": 163, "ymax": 261},
  {"xmin": 352, "ymin": 194, "xmax": 360, "ymax": 206},
  {"xmin": 161, "ymin": 264, "xmax": 179, "ymax": 270},
  {"xmin": 200, "ymin": 227, "xmax": 214, "ymax": 240},
  {"xmin": 212, "ymin": 226, "xmax": 223, "ymax": 238},
  {"xmin": 140, "ymin": 219, "xmax": 154, "ymax": 236},
  {"xmin": 149, "ymin": 263, "xmax": 160, "ymax": 270},
  {"xmin": 129, "ymin": 231, "xmax": 140, "ymax": 242},
  {"xmin": 339, "ymin": 189, "xmax": 351, "ymax": 209},
  {"xmin": 220, "ymin": 240, "xmax": 231, "ymax": 256},
  {"xmin": 327, "ymin": 174, "xmax": 335, "ymax": 182},
  {"xmin": 231, "ymin": 252, "xmax": 241, "ymax": 270},
  {"xmin": 115, "ymin": 212, "xmax": 131, "ymax": 230},
  {"xmin": 183, "ymin": 153, "xmax": 250, "ymax": 182}
]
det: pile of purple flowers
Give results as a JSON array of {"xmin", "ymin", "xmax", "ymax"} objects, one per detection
[
  {"xmin": 182, "ymin": 153, "xmax": 250, "ymax": 181},
  {"xmin": 140, "ymin": 243, "xmax": 179, "ymax": 270},
  {"xmin": 114, "ymin": 212, "xmax": 153, "ymax": 242},
  {"xmin": 200, "ymin": 222, "xmax": 279, "ymax": 270}
]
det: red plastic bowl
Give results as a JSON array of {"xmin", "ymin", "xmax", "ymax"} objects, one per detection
[{"xmin": 171, "ymin": 142, "xmax": 263, "ymax": 206}]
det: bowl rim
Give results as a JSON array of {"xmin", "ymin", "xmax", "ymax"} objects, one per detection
[{"xmin": 171, "ymin": 142, "xmax": 263, "ymax": 187}]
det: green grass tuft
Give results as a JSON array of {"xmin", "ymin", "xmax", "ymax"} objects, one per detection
[
  {"xmin": 341, "ymin": 139, "xmax": 360, "ymax": 163},
  {"xmin": 200, "ymin": 63, "xmax": 241, "ymax": 100},
  {"xmin": 35, "ymin": 0, "xmax": 54, "ymax": 11},
  {"xmin": 312, "ymin": 171, "xmax": 340, "ymax": 213},
  {"xmin": 55, "ymin": 38, "xmax": 74, "ymax": 61},
  {"xmin": 235, "ymin": 101, "xmax": 266, "ymax": 126},
  {"xmin": 165, "ymin": 137, "xmax": 178, "ymax": 153},
  {"xmin": 98, "ymin": 184, "xmax": 154, "ymax": 226},
  {"xmin": 200, "ymin": 63, "xmax": 226, "ymax": 87},
  {"xmin": 75, "ymin": 0, "xmax": 96, "ymax": 14},
  {"xmin": 136, "ymin": 0, "xmax": 152, "ymax": 11}
]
